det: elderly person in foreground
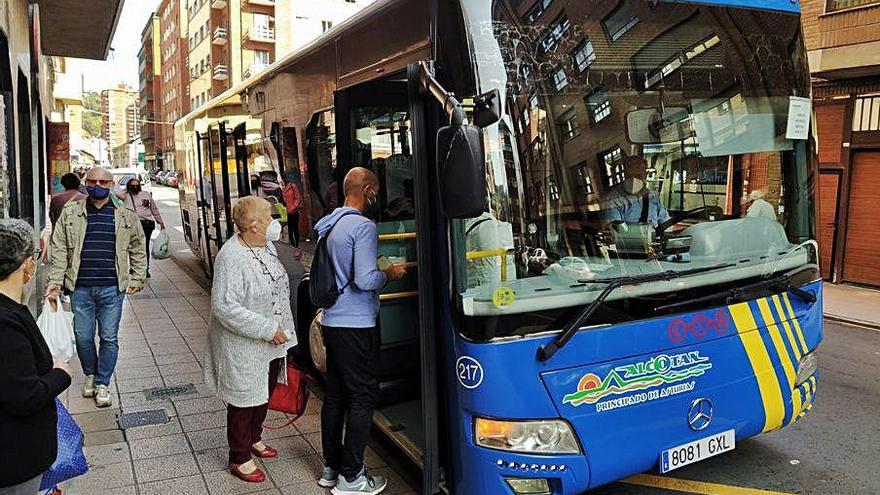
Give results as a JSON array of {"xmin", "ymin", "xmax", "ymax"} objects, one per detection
[
  {"xmin": 204, "ymin": 196, "xmax": 297, "ymax": 483},
  {"xmin": 0, "ymin": 219, "xmax": 72, "ymax": 494}
]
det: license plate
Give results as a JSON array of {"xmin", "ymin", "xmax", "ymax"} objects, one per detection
[{"xmin": 659, "ymin": 429, "xmax": 735, "ymax": 473}]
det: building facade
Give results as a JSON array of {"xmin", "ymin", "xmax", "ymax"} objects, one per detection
[
  {"xmin": 802, "ymin": 0, "xmax": 880, "ymax": 287},
  {"xmin": 158, "ymin": 0, "xmax": 190, "ymax": 173},
  {"xmin": 140, "ymin": 14, "xmax": 163, "ymax": 171},
  {"xmin": 101, "ymin": 85, "xmax": 139, "ymax": 166}
]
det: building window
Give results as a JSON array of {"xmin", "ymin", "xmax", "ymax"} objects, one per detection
[
  {"xmin": 538, "ymin": 12, "xmax": 570, "ymax": 53},
  {"xmin": 585, "ymin": 90, "xmax": 611, "ymax": 124},
  {"xmin": 551, "ymin": 66, "xmax": 568, "ymax": 92},
  {"xmin": 322, "ymin": 20, "xmax": 333, "ymax": 32},
  {"xmin": 558, "ymin": 108, "xmax": 580, "ymax": 140},
  {"xmin": 572, "ymin": 163, "xmax": 594, "ymax": 196},
  {"xmin": 523, "ymin": 0, "xmax": 553, "ymax": 24},
  {"xmin": 547, "ymin": 178, "xmax": 560, "ymax": 202},
  {"xmin": 600, "ymin": 146, "xmax": 625, "ymax": 187},
  {"xmin": 827, "ymin": 0, "xmax": 880, "ymax": 11},
  {"xmin": 521, "ymin": 105, "xmax": 531, "ymax": 130},
  {"xmin": 572, "ymin": 38, "xmax": 596, "ymax": 72},
  {"xmin": 603, "ymin": 2, "xmax": 639, "ymax": 42}
]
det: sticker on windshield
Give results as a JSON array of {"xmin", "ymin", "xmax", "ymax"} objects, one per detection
[
  {"xmin": 456, "ymin": 356, "xmax": 484, "ymax": 390},
  {"xmin": 492, "ymin": 287, "xmax": 516, "ymax": 308},
  {"xmin": 562, "ymin": 351, "xmax": 712, "ymax": 412}
]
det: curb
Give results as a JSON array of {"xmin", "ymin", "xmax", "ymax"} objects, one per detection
[{"xmin": 824, "ymin": 313, "xmax": 880, "ymax": 332}]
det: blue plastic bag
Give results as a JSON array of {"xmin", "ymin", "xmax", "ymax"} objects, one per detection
[{"xmin": 40, "ymin": 399, "xmax": 88, "ymax": 491}]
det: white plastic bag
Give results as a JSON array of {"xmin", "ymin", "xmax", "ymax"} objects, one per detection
[
  {"xmin": 36, "ymin": 300, "xmax": 75, "ymax": 363},
  {"xmin": 151, "ymin": 230, "xmax": 171, "ymax": 260}
]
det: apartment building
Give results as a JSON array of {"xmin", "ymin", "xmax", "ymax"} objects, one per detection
[
  {"xmin": 185, "ymin": 0, "xmax": 372, "ymax": 111},
  {"xmin": 158, "ymin": 0, "xmax": 190, "ymax": 172},
  {"xmin": 140, "ymin": 14, "xmax": 163, "ymax": 171},
  {"xmin": 101, "ymin": 85, "xmax": 139, "ymax": 166},
  {"xmin": 802, "ymin": 0, "xmax": 880, "ymax": 287}
]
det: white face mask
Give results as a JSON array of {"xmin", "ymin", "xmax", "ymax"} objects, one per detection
[
  {"xmin": 624, "ymin": 177, "xmax": 645, "ymax": 195},
  {"xmin": 265, "ymin": 219, "xmax": 283, "ymax": 242}
]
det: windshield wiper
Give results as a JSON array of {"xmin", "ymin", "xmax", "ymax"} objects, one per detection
[
  {"xmin": 536, "ymin": 263, "xmax": 735, "ymax": 362},
  {"xmin": 654, "ymin": 264, "xmax": 818, "ymax": 314}
]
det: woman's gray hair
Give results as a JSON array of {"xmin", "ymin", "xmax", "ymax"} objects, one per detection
[{"xmin": 0, "ymin": 219, "xmax": 35, "ymax": 280}]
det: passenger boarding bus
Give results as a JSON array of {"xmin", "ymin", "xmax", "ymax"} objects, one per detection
[{"xmin": 175, "ymin": 0, "xmax": 822, "ymax": 493}]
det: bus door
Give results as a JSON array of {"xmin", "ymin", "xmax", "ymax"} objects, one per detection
[{"xmin": 335, "ymin": 76, "xmax": 428, "ymax": 467}]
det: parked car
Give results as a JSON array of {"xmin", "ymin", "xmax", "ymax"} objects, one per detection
[
  {"xmin": 156, "ymin": 171, "xmax": 171, "ymax": 185},
  {"xmin": 147, "ymin": 169, "xmax": 159, "ymax": 182},
  {"xmin": 167, "ymin": 172, "xmax": 179, "ymax": 188},
  {"xmin": 110, "ymin": 168, "xmax": 151, "ymax": 195}
]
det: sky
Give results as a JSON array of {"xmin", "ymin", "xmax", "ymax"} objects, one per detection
[{"xmin": 67, "ymin": 0, "xmax": 160, "ymax": 92}]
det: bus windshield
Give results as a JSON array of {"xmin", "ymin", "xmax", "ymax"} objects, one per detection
[{"xmin": 453, "ymin": 0, "xmax": 817, "ymax": 340}]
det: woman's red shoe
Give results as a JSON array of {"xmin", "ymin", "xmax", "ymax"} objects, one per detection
[
  {"xmin": 229, "ymin": 464, "xmax": 266, "ymax": 483},
  {"xmin": 251, "ymin": 445, "xmax": 278, "ymax": 458}
]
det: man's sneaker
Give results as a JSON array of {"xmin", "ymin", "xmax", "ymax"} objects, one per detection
[
  {"xmin": 82, "ymin": 375, "xmax": 96, "ymax": 398},
  {"xmin": 95, "ymin": 385, "xmax": 112, "ymax": 407},
  {"xmin": 318, "ymin": 466, "xmax": 339, "ymax": 488},
  {"xmin": 331, "ymin": 468, "xmax": 386, "ymax": 495}
]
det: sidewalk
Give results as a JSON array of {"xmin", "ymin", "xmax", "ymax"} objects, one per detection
[
  {"xmin": 824, "ymin": 282, "xmax": 880, "ymax": 330},
  {"xmin": 59, "ymin": 256, "xmax": 415, "ymax": 495}
]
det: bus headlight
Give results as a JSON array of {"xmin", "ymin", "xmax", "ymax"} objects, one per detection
[
  {"xmin": 475, "ymin": 418, "xmax": 580, "ymax": 454},
  {"xmin": 795, "ymin": 350, "xmax": 817, "ymax": 386}
]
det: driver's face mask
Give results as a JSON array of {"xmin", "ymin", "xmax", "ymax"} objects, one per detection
[{"xmin": 624, "ymin": 177, "xmax": 645, "ymax": 195}]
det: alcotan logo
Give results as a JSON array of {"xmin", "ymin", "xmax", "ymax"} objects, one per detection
[{"xmin": 563, "ymin": 351, "xmax": 713, "ymax": 407}]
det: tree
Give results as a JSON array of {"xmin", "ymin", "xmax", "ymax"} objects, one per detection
[{"xmin": 82, "ymin": 91, "xmax": 102, "ymax": 138}]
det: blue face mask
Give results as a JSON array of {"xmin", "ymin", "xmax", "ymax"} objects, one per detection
[{"xmin": 87, "ymin": 185, "xmax": 110, "ymax": 200}]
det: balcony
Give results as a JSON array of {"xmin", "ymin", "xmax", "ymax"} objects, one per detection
[
  {"xmin": 211, "ymin": 0, "xmax": 227, "ymax": 8},
  {"xmin": 243, "ymin": 62, "xmax": 269, "ymax": 79},
  {"xmin": 212, "ymin": 64, "xmax": 229, "ymax": 81},
  {"xmin": 243, "ymin": 25, "xmax": 275, "ymax": 43},
  {"xmin": 244, "ymin": 0, "xmax": 275, "ymax": 6},
  {"xmin": 212, "ymin": 26, "xmax": 228, "ymax": 45}
]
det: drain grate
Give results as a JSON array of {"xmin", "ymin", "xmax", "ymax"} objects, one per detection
[
  {"xmin": 144, "ymin": 384, "xmax": 196, "ymax": 400},
  {"xmin": 117, "ymin": 409, "xmax": 169, "ymax": 429}
]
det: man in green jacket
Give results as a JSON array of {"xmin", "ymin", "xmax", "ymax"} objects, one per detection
[{"xmin": 46, "ymin": 166, "xmax": 147, "ymax": 408}]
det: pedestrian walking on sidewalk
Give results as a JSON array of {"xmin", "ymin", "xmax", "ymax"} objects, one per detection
[
  {"xmin": 203, "ymin": 196, "xmax": 297, "ymax": 484},
  {"xmin": 314, "ymin": 167, "xmax": 406, "ymax": 495},
  {"xmin": 45, "ymin": 166, "xmax": 147, "ymax": 408},
  {"xmin": 49, "ymin": 173, "xmax": 86, "ymax": 228},
  {"xmin": 0, "ymin": 219, "xmax": 72, "ymax": 494},
  {"xmin": 120, "ymin": 177, "xmax": 166, "ymax": 278}
]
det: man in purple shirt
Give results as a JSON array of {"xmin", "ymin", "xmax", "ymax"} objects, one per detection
[{"xmin": 49, "ymin": 173, "xmax": 86, "ymax": 228}]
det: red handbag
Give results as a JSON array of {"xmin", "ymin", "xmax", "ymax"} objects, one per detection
[{"xmin": 263, "ymin": 360, "xmax": 310, "ymax": 430}]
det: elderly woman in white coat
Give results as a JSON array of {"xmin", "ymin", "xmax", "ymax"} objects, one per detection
[{"xmin": 204, "ymin": 196, "xmax": 296, "ymax": 483}]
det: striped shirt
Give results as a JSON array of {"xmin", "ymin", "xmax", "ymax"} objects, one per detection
[{"xmin": 76, "ymin": 202, "xmax": 118, "ymax": 288}]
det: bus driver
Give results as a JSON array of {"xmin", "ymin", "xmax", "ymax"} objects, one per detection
[{"xmin": 601, "ymin": 156, "xmax": 670, "ymax": 228}]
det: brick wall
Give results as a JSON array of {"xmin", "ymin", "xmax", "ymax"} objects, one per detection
[{"xmin": 801, "ymin": 0, "xmax": 880, "ymax": 51}]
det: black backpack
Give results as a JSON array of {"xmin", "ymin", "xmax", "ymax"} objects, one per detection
[{"xmin": 309, "ymin": 211, "xmax": 360, "ymax": 309}]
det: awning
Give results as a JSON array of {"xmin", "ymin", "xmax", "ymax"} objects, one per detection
[{"xmin": 31, "ymin": 0, "xmax": 125, "ymax": 60}]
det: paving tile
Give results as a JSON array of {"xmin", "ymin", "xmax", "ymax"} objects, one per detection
[
  {"xmin": 278, "ymin": 481, "xmax": 330, "ymax": 495},
  {"xmin": 204, "ymin": 469, "xmax": 274, "ymax": 495},
  {"xmin": 117, "ymin": 375, "xmax": 165, "ymax": 394},
  {"xmin": 175, "ymin": 396, "xmax": 226, "ymax": 416},
  {"xmin": 293, "ymin": 414, "xmax": 321, "ymax": 435},
  {"xmin": 74, "ymin": 409, "xmax": 122, "ymax": 432},
  {"xmin": 262, "ymin": 454, "xmax": 323, "ymax": 486},
  {"xmin": 137, "ymin": 474, "xmax": 209, "ymax": 495},
  {"xmin": 187, "ymin": 427, "xmax": 228, "ymax": 451},
  {"xmin": 180, "ymin": 410, "xmax": 227, "ymax": 432},
  {"xmin": 371, "ymin": 466, "xmax": 417, "ymax": 494},
  {"xmin": 263, "ymin": 435, "xmax": 315, "ymax": 460},
  {"xmin": 194, "ymin": 446, "xmax": 229, "ymax": 474},
  {"xmin": 114, "ymin": 356, "xmax": 156, "ymax": 370},
  {"xmin": 134, "ymin": 452, "xmax": 201, "ymax": 483},
  {"xmin": 124, "ymin": 417, "xmax": 184, "ymax": 440},
  {"xmin": 119, "ymin": 391, "xmax": 171, "ymax": 410},
  {"xmin": 84, "ymin": 429, "xmax": 127, "ymax": 447},
  {"xmin": 150, "ymin": 343, "xmax": 194, "ymax": 356},
  {"xmin": 60, "ymin": 483, "xmax": 137, "ymax": 495},
  {"xmin": 164, "ymin": 371, "xmax": 206, "ymax": 386},
  {"xmin": 160, "ymin": 361, "xmax": 204, "ymax": 376},
  {"xmin": 260, "ymin": 423, "xmax": 299, "ymax": 441},
  {"xmin": 302, "ymin": 432, "xmax": 321, "ymax": 454},
  {"xmin": 129, "ymin": 434, "xmax": 192, "ymax": 460},
  {"xmin": 115, "ymin": 365, "xmax": 162, "ymax": 379},
  {"xmin": 155, "ymin": 352, "xmax": 198, "ymax": 365},
  {"xmin": 61, "ymin": 460, "xmax": 135, "ymax": 491},
  {"xmin": 83, "ymin": 442, "xmax": 131, "ymax": 466}
]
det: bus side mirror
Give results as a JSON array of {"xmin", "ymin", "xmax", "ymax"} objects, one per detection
[{"xmin": 437, "ymin": 124, "xmax": 488, "ymax": 219}]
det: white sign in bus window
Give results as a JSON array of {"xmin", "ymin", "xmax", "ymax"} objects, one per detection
[{"xmin": 785, "ymin": 96, "xmax": 812, "ymax": 141}]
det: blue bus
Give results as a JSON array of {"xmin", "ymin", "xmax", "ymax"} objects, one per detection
[{"xmin": 176, "ymin": 0, "xmax": 821, "ymax": 493}]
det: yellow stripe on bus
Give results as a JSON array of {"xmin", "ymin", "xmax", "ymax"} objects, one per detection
[
  {"xmin": 781, "ymin": 293, "xmax": 809, "ymax": 354},
  {"xmin": 623, "ymin": 474, "xmax": 798, "ymax": 495},
  {"xmin": 757, "ymin": 298, "xmax": 797, "ymax": 388},
  {"xmin": 729, "ymin": 303, "xmax": 785, "ymax": 432},
  {"xmin": 771, "ymin": 295, "xmax": 802, "ymax": 361}
]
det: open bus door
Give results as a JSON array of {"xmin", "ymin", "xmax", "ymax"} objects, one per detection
[
  {"xmin": 328, "ymin": 71, "xmax": 441, "ymax": 494},
  {"xmin": 197, "ymin": 123, "xmax": 241, "ymax": 277}
]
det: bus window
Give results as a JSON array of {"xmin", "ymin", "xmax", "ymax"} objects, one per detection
[{"xmin": 306, "ymin": 110, "xmax": 338, "ymax": 228}]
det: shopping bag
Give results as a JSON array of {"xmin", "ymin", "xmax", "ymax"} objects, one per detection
[
  {"xmin": 36, "ymin": 300, "xmax": 75, "ymax": 363},
  {"xmin": 40, "ymin": 399, "xmax": 89, "ymax": 491},
  {"xmin": 151, "ymin": 230, "xmax": 171, "ymax": 260},
  {"xmin": 264, "ymin": 359, "xmax": 310, "ymax": 430}
]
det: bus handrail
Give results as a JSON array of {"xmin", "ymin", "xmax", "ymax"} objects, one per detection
[{"xmin": 466, "ymin": 249, "xmax": 510, "ymax": 282}]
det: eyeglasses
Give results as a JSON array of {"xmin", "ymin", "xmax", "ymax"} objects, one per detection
[{"xmin": 85, "ymin": 179, "xmax": 114, "ymax": 187}]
